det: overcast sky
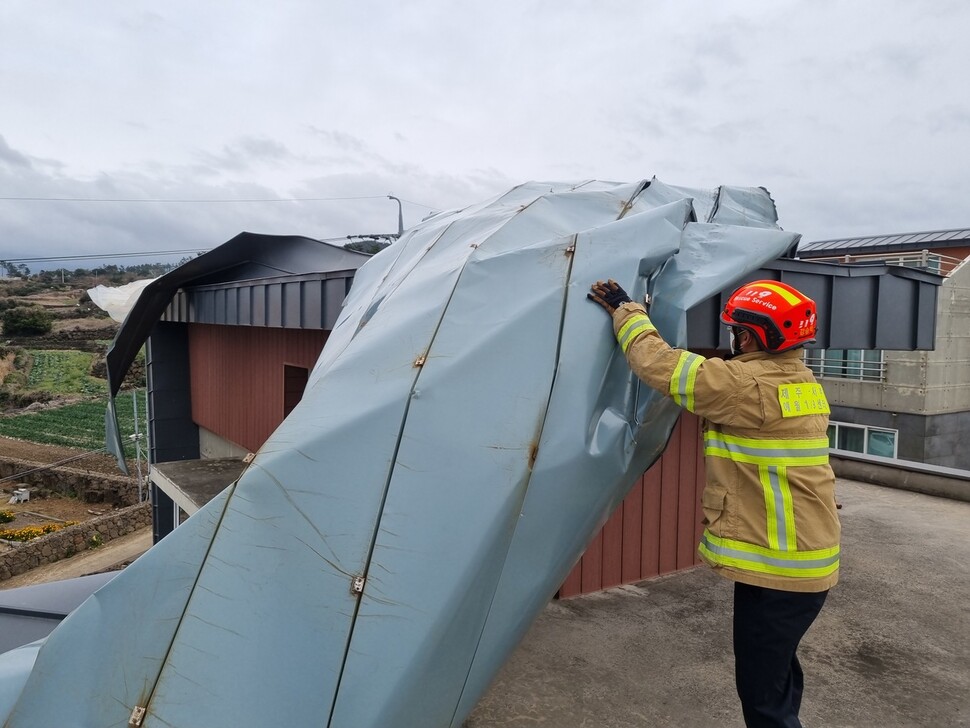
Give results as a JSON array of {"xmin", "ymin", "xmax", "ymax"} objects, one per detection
[{"xmin": 1, "ymin": 1, "xmax": 968, "ymax": 271}]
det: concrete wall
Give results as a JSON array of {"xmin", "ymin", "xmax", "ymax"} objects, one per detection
[
  {"xmin": 830, "ymin": 451, "xmax": 970, "ymax": 503},
  {"xmin": 199, "ymin": 426, "xmax": 250, "ymax": 460},
  {"xmin": 923, "ymin": 261, "xmax": 970, "ymax": 412}
]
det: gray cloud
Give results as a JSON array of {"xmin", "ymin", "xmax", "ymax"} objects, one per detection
[
  {"xmin": 0, "ymin": 135, "xmax": 32, "ymax": 169},
  {"xmin": 1, "ymin": 1, "xmax": 969, "ymax": 268}
]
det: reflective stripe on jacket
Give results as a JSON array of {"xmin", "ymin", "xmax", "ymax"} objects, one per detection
[{"xmin": 613, "ymin": 302, "xmax": 840, "ymax": 592}]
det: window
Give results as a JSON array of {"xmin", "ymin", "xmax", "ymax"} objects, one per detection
[
  {"xmin": 805, "ymin": 349, "xmax": 884, "ymax": 382},
  {"xmin": 827, "ymin": 421, "xmax": 897, "ymax": 458}
]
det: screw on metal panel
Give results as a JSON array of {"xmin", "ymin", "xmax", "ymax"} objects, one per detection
[
  {"xmin": 414, "ymin": 354, "xmax": 427, "ymax": 367},
  {"xmin": 129, "ymin": 706, "xmax": 147, "ymax": 726},
  {"xmin": 565, "ymin": 243, "xmax": 576, "ymax": 254},
  {"xmin": 351, "ymin": 575, "xmax": 365, "ymax": 595}
]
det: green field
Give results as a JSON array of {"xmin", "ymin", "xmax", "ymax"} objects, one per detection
[
  {"xmin": 0, "ymin": 389, "xmax": 146, "ymax": 457},
  {"xmin": 0, "ymin": 343, "xmax": 148, "ymax": 459},
  {"xmin": 25, "ymin": 350, "xmax": 107, "ymax": 395}
]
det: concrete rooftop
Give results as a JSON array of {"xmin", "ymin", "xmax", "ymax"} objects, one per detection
[{"xmin": 467, "ymin": 478, "xmax": 970, "ymax": 727}]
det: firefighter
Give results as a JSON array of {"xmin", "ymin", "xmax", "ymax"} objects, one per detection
[{"xmin": 588, "ymin": 278, "xmax": 840, "ymax": 728}]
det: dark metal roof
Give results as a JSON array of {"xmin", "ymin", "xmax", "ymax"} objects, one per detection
[
  {"xmin": 105, "ymin": 232, "xmax": 371, "ymax": 397},
  {"xmin": 798, "ymin": 228, "xmax": 970, "ymax": 256},
  {"xmin": 686, "ymin": 258, "xmax": 944, "ymax": 351}
]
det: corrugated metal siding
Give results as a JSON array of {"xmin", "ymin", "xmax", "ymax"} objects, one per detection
[
  {"xmin": 188, "ymin": 324, "xmax": 329, "ymax": 452},
  {"xmin": 560, "ymin": 413, "xmax": 706, "ymax": 597},
  {"xmin": 162, "ymin": 272, "xmax": 353, "ymax": 329},
  {"xmin": 684, "ymin": 260, "xmax": 942, "ymax": 351}
]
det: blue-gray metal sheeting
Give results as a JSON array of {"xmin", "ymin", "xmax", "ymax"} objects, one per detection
[
  {"xmin": 0, "ymin": 487, "xmax": 233, "ymax": 725},
  {"xmin": 0, "ymin": 179, "xmax": 801, "ymax": 727}
]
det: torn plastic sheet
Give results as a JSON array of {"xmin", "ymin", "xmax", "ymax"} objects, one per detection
[
  {"xmin": 87, "ymin": 278, "xmax": 157, "ymax": 323},
  {"xmin": 0, "ymin": 179, "xmax": 798, "ymax": 727}
]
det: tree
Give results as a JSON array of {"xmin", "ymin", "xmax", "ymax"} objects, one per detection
[
  {"xmin": 1, "ymin": 306, "xmax": 54, "ymax": 336},
  {"xmin": 344, "ymin": 240, "xmax": 391, "ymax": 255}
]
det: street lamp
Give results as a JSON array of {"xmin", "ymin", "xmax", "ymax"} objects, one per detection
[{"xmin": 387, "ymin": 195, "xmax": 404, "ymax": 237}]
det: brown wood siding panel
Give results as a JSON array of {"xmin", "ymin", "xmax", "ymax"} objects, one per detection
[
  {"xmin": 620, "ymin": 479, "xmax": 643, "ymax": 584},
  {"xmin": 188, "ymin": 324, "xmax": 329, "ymax": 453},
  {"xmin": 640, "ymin": 466, "xmax": 662, "ymax": 581},
  {"xmin": 580, "ymin": 532, "xmax": 603, "ymax": 594},
  {"xmin": 657, "ymin": 422, "xmax": 681, "ymax": 576},
  {"xmin": 600, "ymin": 507, "xmax": 624, "ymax": 589},
  {"xmin": 559, "ymin": 556, "xmax": 583, "ymax": 597},
  {"xmin": 560, "ymin": 413, "xmax": 706, "ymax": 598},
  {"xmin": 676, "ymin": 413, "xmax": 700, "ymax": 569}
]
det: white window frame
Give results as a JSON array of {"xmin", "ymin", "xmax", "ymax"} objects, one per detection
[{"xmin": 828, "ymin": 420, "xmax": 898, "ymax": 458}]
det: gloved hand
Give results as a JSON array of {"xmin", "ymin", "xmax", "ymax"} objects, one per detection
[{"xmin": 588, "ymin": 279, "xmax": 632, "ymax": 315}]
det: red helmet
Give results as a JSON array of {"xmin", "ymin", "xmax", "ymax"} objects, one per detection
[{"xmin": 720, "ymin": 280, "xmax": 817, "ymax": 353}]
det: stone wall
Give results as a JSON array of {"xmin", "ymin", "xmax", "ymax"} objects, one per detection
[
  {"xmin": 0, "ymin": 456, "xmax": 140, "ymax": 505},
  {"xmin": 0, "ymin": 502, "xmax": 151, "ymax": 582}
]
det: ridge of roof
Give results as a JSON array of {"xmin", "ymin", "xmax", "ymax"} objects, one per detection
[{"xmin": 800, "ymin": 227, "xmax": 970, "ymax": 251}]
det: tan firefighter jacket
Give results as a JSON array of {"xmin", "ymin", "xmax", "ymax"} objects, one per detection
[{"xmin": 612, "ymin": 302, "xmax": 840, "ymax": 592}]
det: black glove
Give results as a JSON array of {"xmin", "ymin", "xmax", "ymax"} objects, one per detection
[{"xmin": 588, "ymin": 279, "xmax": 632, "ymax": 314}]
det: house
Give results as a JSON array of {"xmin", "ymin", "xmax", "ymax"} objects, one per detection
[
  {"xmin": 101, "ymin": 232, "xmax": 373, "ymax": 538},
  {"xmin": 796, "ymin": 228, "xmax": 970, "ymax": 468}
]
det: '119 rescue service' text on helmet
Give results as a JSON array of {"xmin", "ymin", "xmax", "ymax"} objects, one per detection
[{"xmin": 720, "ymin": 280, "xmax": 817, "ymax": 353}]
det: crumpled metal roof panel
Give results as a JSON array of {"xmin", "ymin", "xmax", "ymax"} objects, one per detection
[{"xmin": 0, "ymin": 179, "xmax": 802, "ymax": 727}]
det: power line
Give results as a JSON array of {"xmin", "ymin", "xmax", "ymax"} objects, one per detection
[
  {"xmin": 0, "ymin": 194, "xmax": 439, "ymax": 208},
  {"xmin": 4, "ymin": 249, "xmax": 208, "ymax": 264},
  {"xmin": 0, "ymin": 449, "xmax": 109, "ymax": 486},
  {"xmin": 0, "ymin": 194, "xmax": 386, "ymax": 203}
]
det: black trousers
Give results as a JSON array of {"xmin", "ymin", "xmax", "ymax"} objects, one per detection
[{"xmin": 733, "ymin": 582, "xmax": 828, "ymax": 728}]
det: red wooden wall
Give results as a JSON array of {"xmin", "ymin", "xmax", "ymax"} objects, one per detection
[
  {"xmin": 559, "ymin": 412, "xmax": 706, "ymax": 597},
  {"xmin": 188, "ymin": 324, "xmax": 329, "ymax": 453}
]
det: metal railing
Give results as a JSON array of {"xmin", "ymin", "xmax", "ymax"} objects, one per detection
[
  {"xmin": 803, "ymin": 250, "xmax": 964, "ymax": 276},
  {"xmin": 804, "ymin": 352, "xmax": 886, "ymax": 382}
]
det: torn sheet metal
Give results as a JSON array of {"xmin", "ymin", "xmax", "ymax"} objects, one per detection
[{"xmin": 0, "ymin": 179, "xmax": 798, "ymax": 727}]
